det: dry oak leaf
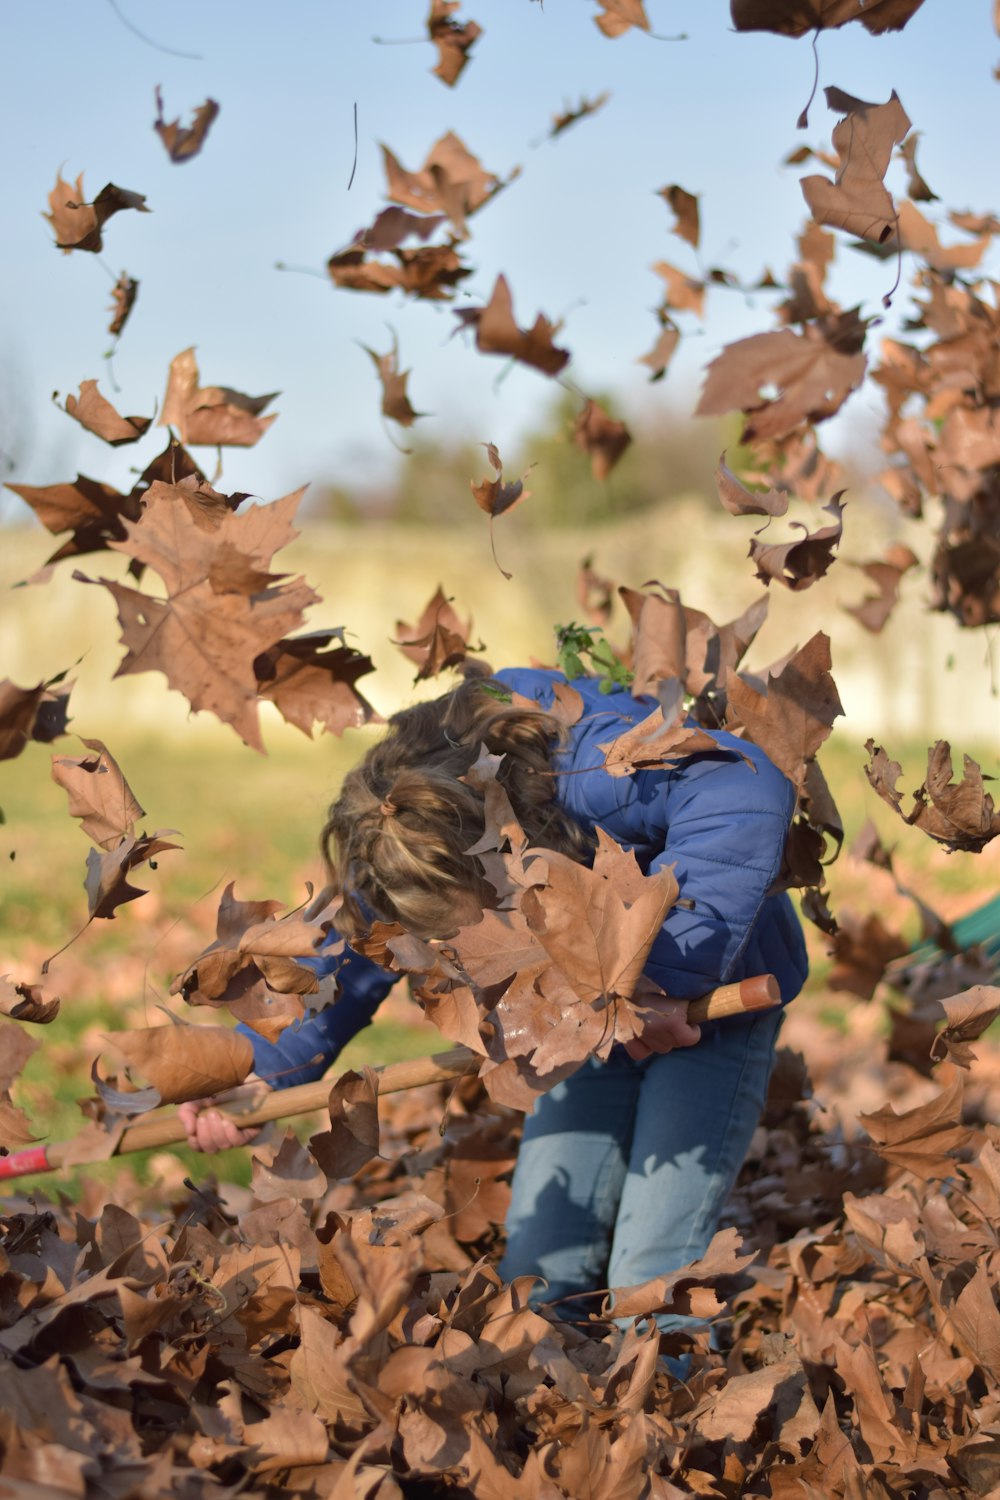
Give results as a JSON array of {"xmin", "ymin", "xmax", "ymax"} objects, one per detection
[
  {"xmin": 859, "ymin": 1074, "xmax": 971, "ymax": 1179},
  {"xmin": 594, "ymin": 0, "xmax": 650, "ymax": 36},
  {"xmin": 254, "ymin": 630, "xmax": 380, "ymax": 738},
  {"xmin": 160, "ymin": 347, "xmax": 278, "ymax": 448},
  {"xmin": 749, "ymin": 493, "xmax": 845, "ymax": 591},
  {"xmin": 85, "ymin": 486, "xmax": 316, "ymax": 751},
  {"xmin": 427, "ymin": 1, "xmax": 482, "ymax": 86},
  {"xmin": 521, "ymin": 829, "xmax": 679, "ymax": 1008},
  {"xmin": 598, "ymin": 709, "xmax": 725, "ymax": 778},
  {"xmin": 394, "ymin": 585, "xmax": 483, "ymax": 682},
  {"xmin": 573, "ymin": 399, "xmax": 632, "ymax": 480},
  {"xmin": 382, "ymin": 130, "xmax": 515, "ymax": 240},
  {"xmin": 153, "ymin": 88, "xmax": 220, "ymax": 162},
  {"xmin": 51, "ymin": 738, "xmax": 144, "ymax": 850},
  {"xmin": 659, "ymin": 184, "xmax": 700, "ymax": 249},
  {"xmin": 106, "ymin": 1021, "xmax": 254, "ymax": 1106},
  {"xmin": 930, "ymin": 985, "xmax": 1000, "ymax": 1070},
  {"xmin": 547, "ymin": 91, "xmax": 611, "ymax": 140},
  {"xmin": 44, "ymin": 172, "xmax": 149, "ymax": 253},
  {"xmin": 457, "ymin": 275, "xmax": 570, "ymax": 376},
  {"xmin": 715, "ymin": 452, "xmax": 790, "ymax": 518},
  {"xmin": 801, "ymin": 89, "xmax": 911, "ymax": 244},
  {"xmin": 309, "ymin": 1066, "xmax": 381, "ymax": 1178},
  {"xmin": 59, "ymin": 381, "xmax": 152, "ymax": 446},
  {"xmin": 844, "ymin": 542, "xmax": 919, "ymax": 632},
  {"xmin": 361, "ymin": 336, "xmax": 424, "ymax": 427},
  {"xmin": 0, "ymin": 675, "xmax": 72, "ymax": 760},
  {"xmin": 84, "ymin": 829, "xmax": 182, "ymax": 920},
  {"xmin": 108, "ymin": 272, "xmax": 138, "ymax": 337},
  {"xmin": 726, "ymin": 631, "xmax": 843, "ymax": 788},
  {"xmin": 730, "ymin": 0, "xmax": 926, "ymax": 35},
  {"xmin": 697, "ymin": 324, "xmax": 867, "ymax": 442},
  {"xmin": 864, "ymin": 738, "xmax": 1000, "ymax": 853}
]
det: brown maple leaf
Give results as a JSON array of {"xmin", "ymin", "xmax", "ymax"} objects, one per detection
[
  {"xmin": 153, "ymin": 88, "xmax": 220, "ymax": 162},
  {"xmin": 652, "ymin": 259, "xmax": 705, "ymax": 316},
  {"xmin": 598, "ymin": 710, "xmax": 726, "ymax": 777},
  {"xmin": 471, "ymin": 442, "xmax": 532, "ymax": 579},
  {"xmin": 637, "ymin": 310, "xmax": 680, "ymax": 382},
  {"xmin": 427, "ymin": 1, "xmax": 482, "ymax": 86},
  {"xmin": 898, "ymin": 133, "xmax": 937, "ymax": 202},
  {"xmin": 44, "ymin": 173, "xmax": 149, "ymax": 254},
  {"xmin": 352, "ymin": 206, "xmax": 448, "ymax": 252},
  {"xmin": 309, "ymin": 1067, "xmax": 381, "ymax": 1177},
  {"xmin": 51, "ymin": 738, "xmax": 144, "ymax": 850},
  {"xmin": 0, "ymin": 675, "xmax": 72, "ymax": 760},
  {"xmin": 573, "ymin": 400, "xmax": 632, "ymax": 480},
  {"xmin": 827, "ymin": 910, "xmax": 909, "ymax": 999},
  {"xmin": 844, "ymin": 543, "xmax": 919, "ymax": 632},
  {"xmin": 160, "ymin": 348, "xmax": 279, "ymax": 448},
  {"xmin": 594, "ymin": 0, "xmax": 650, "ymax": 37},
  {"xmin": 58, "ymin": 381, "xmax": 152, "ymax": 446},
  {"xmin": 726, "ymin": 632, "xmax": 844, "ymax": 788},
  {"xmin": 361, "ymin": 336, "xmax": 424, "ymax": 427},
  {"xmin": 327, "ymin": 242, "xmax": 472, "ymax": 301},
  {"xmin": 864, "ymin": 739, "xmax": 1000, "ymax": 853},
  {"xmin": 107, "ymin": 273, "xmax": 138, "ymax": 337},
  {"xmin": 80, "ymin": 485, "xmax": 316, "ymax": 751},
  {"xmin": 659, "ymin": 184, "xmax": 700, "ymax": 249},
  {"xmin": 715, "ymin": 452, "xmax": 790, "ymax": 518},
  {"xmin": 730, "ymin": 0, "xmax": 926, "ymax": 36},
  {"xmin": 254, "ymin": 630, "xmax": 380, "ymax": 738},
  {"xmin": 105, "ymin": 1021, "xmax": 253, "ymax": 1106},
  {"xmin": 84, "ymin": 829, "xmax": 182, "ymax": 921},
  {"xmin": 859, "ymin": 1075, "xmax": 971, "ymax": 1179},
  {"xmin": 801, "ymin": 89, "xmax": 911, "ymax": 243},
  {"xmin": 0, "ymin": 977, "xmax": 60, "ymax": 1025},
  {"xmin": 382, "ymin": 131, "xmax": 516, "ymax": 240},
  {"xmin": 456, "ymin": 275, "xmax": 570, "ymax": 377},
  {"xmin": 930, "ymin": 985, "xmax": 1000, "ymax": 1070},
  {"xmin": 697, "ymin": 324, "xmax": 867, "ymax": 442},
  {"xmin": 394, "ymin": 586, "xmax": 484, "ymax": 681},
  {"xmin": 749, "ymin": 493, "xmax": 845, "ymax": 591}
]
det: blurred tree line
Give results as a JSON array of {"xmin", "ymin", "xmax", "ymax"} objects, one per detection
[{"xmin": 307, "ymin": 391, "xmax": 746, "ymax": 529}]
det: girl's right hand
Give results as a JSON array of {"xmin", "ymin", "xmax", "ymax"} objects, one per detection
[{"xmin": 177, "ymin": 1097, "xmax": 262, "ymax": 1153}]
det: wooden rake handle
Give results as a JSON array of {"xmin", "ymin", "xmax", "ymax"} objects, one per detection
[{"xmin": 0, "ymin": 974, "xmax": 780, "ymax": 1179}]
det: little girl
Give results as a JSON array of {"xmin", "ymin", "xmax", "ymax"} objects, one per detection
[{"xmin": 180, "ymin": 666, "xmax": 808, "ymax": 1312}]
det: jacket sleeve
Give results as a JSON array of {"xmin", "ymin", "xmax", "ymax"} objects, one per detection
[
  {"xmin": 235, "ymin": 943, "xmax": 397, "ymax": 1090},
  {"xmin": 639, "ymin": 736, "xmax": 797, "ymax": 1000}
]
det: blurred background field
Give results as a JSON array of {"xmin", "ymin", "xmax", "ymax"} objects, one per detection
[{"xmin": 2, "ymin": 499, "xmax": 998, "ymax": 1194}]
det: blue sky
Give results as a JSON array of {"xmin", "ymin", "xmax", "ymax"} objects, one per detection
[{"xmin": 1, "ymin": 1, "xmax": 997, "ymax": 515}]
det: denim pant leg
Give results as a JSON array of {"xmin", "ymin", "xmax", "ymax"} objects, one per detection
[
  {"xmin": 498, "ymin": 1049, "xmax": 643, "ymax": 1303},
  {"xmin": 607, "ymin": 1007, "xmax": 783, "ymax": 1328}
]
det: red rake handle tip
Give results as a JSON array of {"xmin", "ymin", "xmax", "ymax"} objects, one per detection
[{"xmin": 0, "ymin": 1146, "xmax": 51, "ymax": 1181}]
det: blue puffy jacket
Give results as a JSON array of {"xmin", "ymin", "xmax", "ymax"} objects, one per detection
[{"xmin": 239, "ymin": 668, "xmax": 809, "ymax": 1088}]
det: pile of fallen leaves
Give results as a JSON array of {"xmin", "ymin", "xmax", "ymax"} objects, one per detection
[{"xmin": 2, "ymin": 989, "xmax": 1000, "ymax": 1498}]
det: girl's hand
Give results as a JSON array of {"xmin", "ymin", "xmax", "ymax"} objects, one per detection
[
  {"xmin": 177, "ymin": 1095, "xmax": 262, "ymax": 1153},
  {"xmin": 624, "ymin": 985, "xmax": 701, "ymax": 1062}
]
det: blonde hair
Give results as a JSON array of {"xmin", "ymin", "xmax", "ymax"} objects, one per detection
[{"xmin": 323, "ymin": 679, "xmax": 592, "ymax": 938}]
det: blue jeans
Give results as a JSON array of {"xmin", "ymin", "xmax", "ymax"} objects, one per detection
[{"xmin": 499, "ymin": 1008, "xmax": 782, "ymax": 1328}]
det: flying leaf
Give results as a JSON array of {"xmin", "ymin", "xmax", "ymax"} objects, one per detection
[
  {"xmin": 58, "ymin": 381, "xmax": 152, "ymax": 446},
  {"xmin": 471, "ymin": 443, "xmax": 532, "ymax": 579},
  {"xmin": 0, "ymin": 676, "xmax": 72, "ymax": 760},
  {"xmin": 456, "ymin": 275, "xmax": 570, "ymax": 376},
  {"xmin": 652, "ymin": 259, "xmax": 705, "ymax": 316},
  {"xmin": 547, "ymin": 91, "xmax": 611, "ymax": 140},
  {"xmin": 427, "ymin": 1, "xmax": 482, "ymax": 86},
  {"xmin": 394, "ymin": 586, "xmax": 485, "ymax": 681},
  {"xmin": 351, "ymin": 206, "xmax": 448, "ymax": 252},
  {"xmin": 730, "ymin": 0, "xmax": 927, "ymax": 36},
  {"xmin": 51, "ymin": 738, "xmax": 144, "ymax": 850},
  {"xmin": 382, "ymin": 131, "xmax": 515, "ymax": 240},
  {"xmin": 859, "ymin": 1075, "xmax": 971, "ymax": 1179},
  {"xmin": 594, "ymin": 0, "xmax": 650, "ymax": 36},
  {"xmin": 727, "ymin": 632, "xmax": 843, "ymax": 788},
  {"xmin": 0, "ymin": 977, "xmax": 60, "ymax": 1024},
  {"xmin": 864, "ymin": 739, "xmax": 1000, "ymax": 853},
  {"xmin": 715, "ymin": 453, "xmax": 790, "ymax": 517},
  {"xmin": 898, "ymin": 134, "xmax": 937, "ymax": 202},
  {"xmin": 697, "ymin": 323, "xmax": 867, "ymax": 442},
  {"xmin": 309, "ymin": 1067, "xmax": 381, "ymax": 1177},
  {"xmin": 254, "ymin": 631, "xmax": 380, "ymax": 738},
  {"xmin": 573, "ymin": 399, "xmax": 631, "ymax": 480},
  {"xmin": 327, "ymin": 241, "xmax": 472, "ymax": 301},
  {"xmin": 106, "ymin": 1022, "xmax": 253, "ymax": 1105},
  {"xmin": 801, "ymin": 90, "xmax": 911, "ymax": 243},
  {"xmin": 44, "ymin": 172, "xmax": 150, "ymax": 254},
  {"xmin": 843, "ymin": 543, "xmax": 919, "ymax": 631},
  {"xmin": 107, "ymin": 273, "xmax": 138, "ymax": 337},
  {"xmin": 153, "ymin": 88, "xmax": 220, "ymax": 162},
  {"xmin": 930, "ymin": 985, "xmax": 1000, "ymax": 1069},
  {"xmin": 361, "ymin": 336, "xmax": 424, "ymax": 427},
  {"xmin": 84, "ymin": 829, "xmax": 182, "ymax": 921},
  {"xmin": 637, "ymin": 310, "xmax": 680, "ymax": 381},
  {"xmin": 82, "ymin": 486, "xmax": 316, "ymax": 751},
  {"xmin": 598, "ymin": 710, "xmax": 726, "ymax": 777},
  {"xmin": 659, "ymin": 184, "xmax": 700, "ymax": 249},
  {"xmin": 160, "ymin": 348, "xmax": 279, "ymax": 448},
  {"xmin": 749, "ymin": 493, "xmax": 845, "ymax": 591}
]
